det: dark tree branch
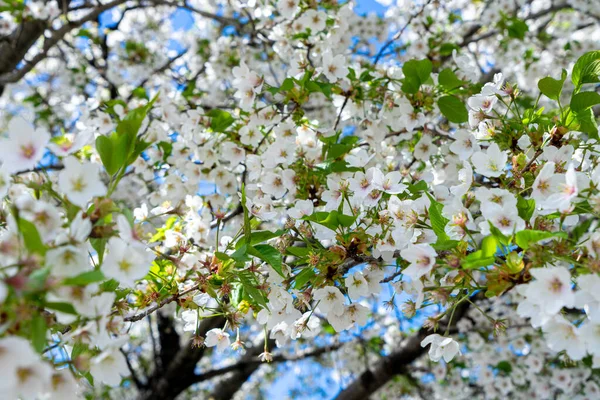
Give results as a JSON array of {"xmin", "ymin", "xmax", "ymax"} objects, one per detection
[
  {"xmin": 333, "ymin": 300, "xmax": 472, "ymax": 400},
  {"xmin": 191, "ymin": 341, "xmax": 344, "ymax": 384},
  {"xmin": 137, "ymin": 316, "xmax": 226, "ymax": 400}
]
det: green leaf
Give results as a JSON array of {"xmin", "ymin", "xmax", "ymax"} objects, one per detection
[
  {"xmin": 462, "ymin": 236, "xmax": 497, "ymax": 269},
  {"xmin": 432, "ymin": 240, "xmax": 459, "ymax": 251},
  {"xmin": 95, "ymin": 131, "xmax": 132, "ymax": 176},
  {"xmin": 18, "ymin": 218, "xmax": 46, "ymax": 255},
  {"xmin": 401, "ymin": 59, "xmax": 432, "ymax": 94},
  {"xmin": 249, "ymin": 244, "xmax": 284, "ymax": 277},
  {"xmin": 438, "ymin": 68, "xmax": 466, "ymax": 91},
  {"xmin": 100, "ymin": 279, "xmax": 120, "ymax": 292},
  {"xmin": 572, "ymin": 50, "xmax": 600, "ymax": 89},
  {"xmin": 426, "ymin": 194, "xmax": 450, "ymax": 242},
  {"xmin": 286, "ymin": 247, "xmax": 310, "ymax": 257},
  {"xmin": 488, "ymin": 223, "xmax": 511, "ymax": 246},
  {"xmin": 572, "ymin": 218, "xmax": 593, "ymax": 243},
  {"xmin": 63, "ymin": 270, "xmax": 106, "ymax": 285},
  {"xmin": 30, "ymin": 315, "xmax": 47, "ymax": 353},
  {"xmin": 90, "ymin": 238, "xmax": 107, "ymax": 265},
  {"xmin": 516, "ymin": 196, "xmax": 535, "ymax": 221},
  {"xmin": 438, "ymin": 96, "xmax": 468, "ymax": 123},
  {"xmin": 515, "ymin": 230, "xmax": 567, "ymax": 250},
  {"xmin": 279, "ymin": 77, "xmax": 295, "ymax": 92},
  {"xmin": 480, "ymin": 235, "xmax": 498, "ymax": 258},
  {"xmin": 327, "ymin": 143, "xmax": 354, "ymax": 160},
  {"xmin": 496, "ymin": 360, "xmax": 513, "ymax": 374},
  {"xmin": 230, "ymin": 244, "xmax": 251, "ymax": 265},
  {"xmin": 329, "ymin": 161, "xmax": 362, "ymax": 173},
  {"xmin": 303, "ymin": 211, "xmax": 356, "ymax": 231},
  {"xmin": 95, "ymin": 135, "xmax": 118, "ymax": 175},
  {"xmin": 403, "ymin": 59, "xmax": 432, "ymax": 84},
  {"xmin": 406, "ymin": 180, "xmax": 428, "ymax": 195},
  {"xmin": 305, "ymin": 80, "xmax": 333, "ymax": 98},
  {"xmin": 401, "ymin": 76, "xmax": 421, "ymax": 94},
  {"xmin": 27, "ymin": 267, "xmax": 51, "ymax": 292},
  {"xmin": 235, "ymin": 230, "xmax": 284, "ymax": 249},
  {"xmin": 207, "ymin": 109, "xmax": 235, "ymax": 132},
  {"xmin": 570, "ymin": 91, "xmax": 600, "ymax": 113},
  {"xmin": 238, "ymin": 271, "xmax": 267, "ymax": 307},
  {"xmin": 507, "ymin": 18, "xmax": 528, "ymax": 40},
  {"xmin": 439, "ymin": 43, "xmax": 460, "ymax": 56},
  {"xmin": 116, "ymin": 105, "xmax": 148, "ymax": 138},
  {"xmin": 214, "ymin": 251, "xmax": 231, "ymax": 261},
  {"xmin": 70, "ymin": 340, "xmax": 88, "ymax": 361},
  {"xmin": 538, "ymin": 69, "xmax": 567, "ymax": 101},
  {"xmin": 293, "ymin": 268, "xmax": 316, "ymax": 288},
  {"xmin": 241, "ymin": 184, "xmax": 251, "ymax": 245},
  {"xmin": 127, "ymin": 139, "xmax": 152, "ymax": 165},
  {"xmin": 45, "ymin": 302, "xmax": 78, "ymax": 315},
  {"xmin": 574, "ymin": 107, "xmax": 599, "ymax": 139}
]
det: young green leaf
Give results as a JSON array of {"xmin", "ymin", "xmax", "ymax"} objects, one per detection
[
  {"xmin": 570, "ymin": 91, "xmax": 600, "ymax": 113},
  {"xmin": 538, "ymin": 69, "xmax": 567, "ymax": 101},
  {"xmin": 249, "ymin": 244, "xmax": 284, "ymax": 277},
  {"xmin": 18, "ymin": 218, "xmax": 46, "ymax": 255},
  {"xmin": 30, "ymin": 315, "xmax": 47, "ymax": 353},
  {"xmin": 63, "ymin": 270, "xmax": 106, "ymax": 286},
  {"xmin": 439, "ymin": 68, "xmax": 466, "ymax": 91},
  {"xmin": 515, "ymin": 230, "xmax": 567, "ymax": 250},
  {"xmin": 571, "ymin": 50, "xmax": 600, "ymax": 89},
  {"xmin": 438, "ymin": 95, "xmax": 468, "ymax": 123}
]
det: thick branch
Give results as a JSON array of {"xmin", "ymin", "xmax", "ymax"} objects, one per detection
[
  {"xmin": 0, "ymin": 0, "xmax": 131, "ymax": 85},
  {"xmin": 334, "ymin": 300, "xmax": 471, "ymax": 400},
  {"xmin": 137, "ymin": 316, "xmax": 226, "ymax": 400},
  {"xmin": 191, "ymin": 342, "xmax": 344, "ymax": 384}
]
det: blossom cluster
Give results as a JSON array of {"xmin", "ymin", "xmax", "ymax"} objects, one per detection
[{"xmin": 0, "ymin": 0, "xmax": 599, "ymax": 398}]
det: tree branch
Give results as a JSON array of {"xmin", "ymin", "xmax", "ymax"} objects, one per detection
[
  {"xmin": 333, "ymin": 300, "xmax": 471, "ymax": 400},
  {"xmin": 191, "ymin": 342, "xmax": 344, "ymax": 384}
]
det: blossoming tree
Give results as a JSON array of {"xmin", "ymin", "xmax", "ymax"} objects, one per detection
[{"xmin": 0, "ymin": 0, "xmax": 599, "ymax": 399}]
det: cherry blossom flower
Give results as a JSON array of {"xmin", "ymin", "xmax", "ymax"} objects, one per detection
[
  {"xmin": 543, "ymin": 165, "xmax": 578, "ymax": 212},
  {"xmin": 518, "ymin": 265, "xmax": 575, "ymax": 319},
  {"xmin": 421, "ymin": 334, "xmax": 461, "ymax": 362},
  {"xmin": 19, "ymin": 199, "xmax": 62, "ymax": 242},
  {"xmin": 300, "ymin": 9, "xmax": 327, "ymax": 32},
  {"xmin": 321, "ymin": 51, "xmax": 348, "ymax": 82},
  {"xmin": 102, "ymin": 237, "xmax": 152, "ymax": 287},
  {"xmin": 0, "ymin": 12, "xmax": 16, "ymax": 35},
  {"xmin": 479, "ymin": 202, "xmax": 525, "ymax": 236},
  {"xmin": 205, "ymin": 328, "xmax": 231, "ymax": 352},
  {"xmin": 90, "ymin": 347, "xmax": 130, "ymax": 386},
  {"xmin": 277, "ymin": 0, "xmax": 299, "ymax": 18},
  {"xmin": 575, "ymin": 274, "xmax": 600, "ymax": 322},
  {"xmin": 58, "ymin": 157, "xmax": 106, "ymax": 208},
  {"xmin": 400, "ymin": 244, "xmax": 437, "ymax": 280},
  {"xmin": 345, "ymin": 148, "xmax": 374, "ymax": 168},
  {"xmin": 0, "ymin": 117, "xmax": 50, "ymax": 174},
  {"xmin": 345, "ymin": 271, "xmax": 370, "ymax": 300},
  {"xmin": 288, "ymin": 199, "xmax": 314, "ymax": 219},
  {"xmin": 471, "ymin": 143, "xmax": 508, "ymax": 178},
  {"xmin": 313, "ymin": 286, "xmax": 346, "ymax": 316},
  {"xmin": 46, "ymin": 244, "xmax": 90, "ymax": 278},
  {"xmin": 449, "ymin": 130, "xmax": 480, "ymax": 160},
  {"xmin": 322, "ymin": 177, "xmax": 346, "ymax": 211},
  {"xmin": 414, "ymin": 135, "xmax": 438, "ymax": 161},
  {"xmin": 372, "ymin": 169, "xmax": 406, "ymax": 194},
  {"xmin": 452, "ymin": 49, "xmax": 481, "ymax": 81},
  {"xmin": 542, "ymin": 315, "xmax": 586, "ymax": 360},
  {"xmin": 531, "ymin": 162, "xmax": 560, "ymax": 201}
]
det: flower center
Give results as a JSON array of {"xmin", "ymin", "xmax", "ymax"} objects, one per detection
[{"xmin": 20, "ymin": 143, "xmax": 36, "ymax": 159}]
